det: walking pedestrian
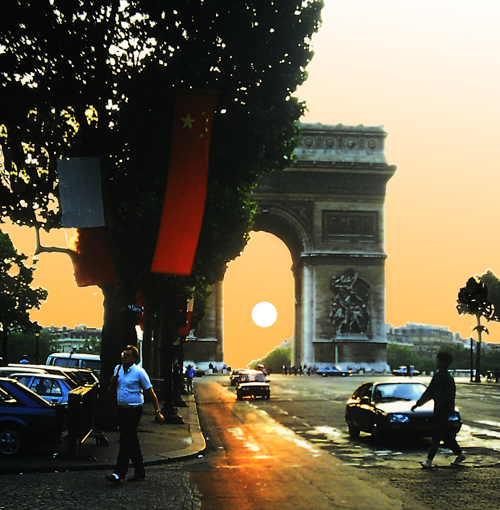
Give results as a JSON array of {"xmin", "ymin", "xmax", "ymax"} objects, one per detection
[
  {"xmin": 185, "ymin": 365, "xmax": 195, "ymax": 394},
  {"xmin": 106, "ymin": 345, "xmax": 165, "ymax": 485},
  {"xmin": 411, "ymin": 351, "xmax": 466, "ymax": 468}
]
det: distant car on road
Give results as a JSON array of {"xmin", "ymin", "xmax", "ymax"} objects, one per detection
[
  {"xmin": 391, "ymin": 365, "xmax": 420, "ymax": 376},
  {"xmin": 8, "ymin": 373, "xmax": 76, "ymax": 405},
  {"xmin": 0, "ymin": 377, "xmax": 66, "ymax": 456},
  {"xmin": 236, "ymin": 370, "xmax": 270, "ymax": 400},
  {"xmin": 317, "ymin": 366, "xmax": 352, "ymax": 377},
  {"xmin": 230, "ymin": 369, "xmax": 245, "ymax": 386},
  {"xmin": 345, "ymin": 380, "xmax": 461, "ymax": 443}
]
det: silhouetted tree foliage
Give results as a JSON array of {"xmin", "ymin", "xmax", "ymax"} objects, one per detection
[
  {"xmin": 3, "ymin": 330, "xmax": 57, "ymax": 366},
  {"xmin": 0, "ymin": 2, "xmax": 323, "ymax": 392},
  {"xmin": 456, "ymin": 271, "xmax": 500, "ymax": 381},
  {"xmin": 457, "ymin": 276, "xmax": 493, "ymax": 320},
  {"xmin": 249, "ymin": 346, "xmax": 291, "ymax": 372},
  {"xmin": 0, "ymin": 229, "xmax": 48, "ymax": 360}
]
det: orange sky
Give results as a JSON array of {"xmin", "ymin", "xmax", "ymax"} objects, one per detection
[{"xmin": 3, "ymin": 1, "xmax": 500, "ymax": 368}]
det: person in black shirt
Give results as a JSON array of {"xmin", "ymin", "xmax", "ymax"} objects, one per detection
[{"xmin": 411, "ymin": 351, "xmax": 466, "ymax": 468}]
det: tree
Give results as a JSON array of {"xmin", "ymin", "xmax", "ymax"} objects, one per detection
[
  {"xmin": 0, "ymin": 1, "xmax": 324, "ymax": 411},
  {"xmin": 4, "ymin": 329, "xmax": 56, "ymax": 365},
  {"xmin": 456, "ymin": 274, "xmax": 500, "ymax": 382},
  {"xmin": 0, "ymin": 229, "xmax": 48, "ymax": 360},
  {"xmin": 249, "ymin": 346, "xmax": 291, "ymax": 373}
]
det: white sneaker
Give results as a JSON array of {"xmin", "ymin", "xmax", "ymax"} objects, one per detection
[
  {"xmin": 421, "ymin": 459, "xmax": 432, "ymax": 469},
  {"xmin": 451, "ymin": 452, "xmax": 467, "ymax": 466}
]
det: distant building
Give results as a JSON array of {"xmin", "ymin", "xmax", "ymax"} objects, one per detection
[
  {"xmin": 386, "ymin": 323, "xmax": 469, "ymax": 353},
  {"xmin": 44, "ymin": 325, "xmax": 102, "ymax": 353}
]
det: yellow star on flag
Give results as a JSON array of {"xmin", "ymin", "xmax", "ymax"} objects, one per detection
[{"xmin": 181, "ymin": 114, "xmax": 195, "ymax": 129}]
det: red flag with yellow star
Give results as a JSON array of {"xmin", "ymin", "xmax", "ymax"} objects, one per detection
[{"xmin": 151, "ymin": 89, "xmax": 218, "ymax": 275}]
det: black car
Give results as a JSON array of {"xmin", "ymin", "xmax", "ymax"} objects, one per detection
[
  {"xmin": 0, "ymin": 377, "xmax": 66, "ymax": 456},
  {"xmin": 345, "ymin": 380, "xmax": 462, "ymax": 442}
]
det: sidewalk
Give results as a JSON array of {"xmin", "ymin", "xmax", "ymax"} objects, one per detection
[{"xmin": 0, "ymin": 394, "xmax": 205, "ymax": 475}]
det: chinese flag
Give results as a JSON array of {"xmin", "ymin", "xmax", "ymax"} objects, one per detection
[
  {"xmin": 151, "ymin": 89, "xmax": 218, "ymax": 275},
  {"xmin": 69, "ymin": 227, "xmax": 118, "ymax": 287}
]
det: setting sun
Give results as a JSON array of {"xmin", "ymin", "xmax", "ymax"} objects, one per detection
[{"xmin": 252, "ymin": 302, "xmax": 278, "ymax": 328}]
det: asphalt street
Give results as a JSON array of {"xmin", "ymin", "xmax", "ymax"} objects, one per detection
[{"xmin": 2, "ymin": 374, "xmax": 500, "ymax": 509}]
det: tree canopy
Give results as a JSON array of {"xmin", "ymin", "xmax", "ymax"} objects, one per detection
[
  {"xmin": 0, "ymin": 1, "xmax": 324, "ymax": 385},
  {"xmin": 0, "ymin": 228, "xmax": 48, "ymax": 359}
]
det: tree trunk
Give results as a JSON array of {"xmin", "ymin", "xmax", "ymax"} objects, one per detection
[
  {"xmin": 95, "ymin": 282, "xmax": 138, "ymax": 429},
  {"xmin": 474, "ymin": 314, "xmax": 482, "ymax": 383}
]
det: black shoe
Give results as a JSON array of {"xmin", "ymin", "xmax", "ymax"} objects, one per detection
[
  {"xmin": 106, "ymin": 473, "xmax": 121, "ymax": 485},
  {"xmin": 128, "ymin": 475, "xmax": 145, "ymax": 482}
]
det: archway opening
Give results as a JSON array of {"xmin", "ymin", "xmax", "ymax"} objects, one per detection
[{"xmin": 223, "ymin": 231, "xmax": 294, "ymax": 369}]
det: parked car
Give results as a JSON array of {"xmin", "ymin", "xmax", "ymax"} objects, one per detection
[
  {"xmin": 0, "ymin": 366, "xmax": 47, "ymax": 378},
  {"xmin": 7, "ymin": 363, "xmax": 99, "ymax": 387},
  {"xmin": 345, "ymin": 380, "xmax": 462, "ymax": 442},
  {"xmin": 8, "ymin": 373, "xmax": 76, "ymax": 405},
  {"xmin": 317, "ymin": 366, "xmax": 352, "ymax": 377},
  {"xmin": 46, "ymin": 353, "xmax": 101, "ymax": 377},
  {"xmin": 236, "ymin": 370, "xmax": 270, "ymax": 400},
  {"xmin": 0, "ymin": 377, "xmax": 66, "ymax": 456},
  {"xmin": 391, "ymin": 365, "xmax": 421, "ymax": 376}
]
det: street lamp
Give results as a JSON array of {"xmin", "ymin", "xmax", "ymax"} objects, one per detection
[{"xmin": 35, "ymin": 330, "xmax": 40, "ymax": 364}]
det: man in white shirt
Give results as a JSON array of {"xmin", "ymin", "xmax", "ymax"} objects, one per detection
[{"xmin": 106, "ymin": 345, "xmax": 164, "ymax": 485}]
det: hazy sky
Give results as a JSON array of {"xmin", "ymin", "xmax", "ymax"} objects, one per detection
[
  {"xmin": 226, "ymin": 0, "xmax": 500, "ymax": 367},
  {"xmin": 4, "ymin": 1, "xmax": 500, "ymax": 368}
]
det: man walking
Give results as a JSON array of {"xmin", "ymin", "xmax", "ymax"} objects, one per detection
[
  {"xmin": 106, "ymin": 345, "xmax": 164, "ymax": 485},
  {"xmin": 411, "ymin": 351, "xmax": 466, "ymax": 468}
]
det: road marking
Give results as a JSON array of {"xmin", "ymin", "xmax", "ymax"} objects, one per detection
[{"xmin": 476, "ymin": 420, "xmax": 500, "ymax": 428}]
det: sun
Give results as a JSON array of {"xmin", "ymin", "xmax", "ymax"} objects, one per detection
[{"xmin": 252, "ymin": 302, "xmax": 278, "ymax": 328}]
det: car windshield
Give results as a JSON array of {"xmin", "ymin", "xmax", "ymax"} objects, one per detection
[
  {"xmin": 242, "ymin": 373, "xmax": 265, "ymax": 382},
  {"xmin": 373, "ymin": 383, "xmax": 426, "ymax": 402}
]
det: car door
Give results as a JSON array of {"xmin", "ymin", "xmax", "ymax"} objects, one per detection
[
  {"xmin": 29, "ymin": 377, "xmax": 65, "ymax": 404},
  {"xmin": 348, "ymin": 383, "xmax": 373, "ymax": 431}
]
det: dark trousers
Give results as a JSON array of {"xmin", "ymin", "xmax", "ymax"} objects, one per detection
[
  {"xmin": 115, "ymin": 406, "xmax": 145, "ymax": 479},
  {"xmin": 427, "ymin": 415, "xmax": 462, "ymax": 460}
]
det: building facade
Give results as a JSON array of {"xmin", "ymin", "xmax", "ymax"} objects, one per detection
[{"xmin": 44, "ymin": 325, "xmax": 102, "ymax": 353}]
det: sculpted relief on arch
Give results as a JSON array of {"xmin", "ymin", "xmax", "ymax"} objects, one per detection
[{"xmin": 329, "ymin": 269, "xmax": 371, "ymax": 336}]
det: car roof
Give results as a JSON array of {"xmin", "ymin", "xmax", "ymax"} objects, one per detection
[
  {"xmin": 363, "ymin": 380, "xmax": 427, "ymax": 386},
  {"xmin": 47, "ymin": 352, "xmax": 100, "ymax": 359},
  {"xmin": 10, "ymin": 372, "xmax": 68, "ymax": 380},
  {"xmin": 8, "ymin": 363, "xmax": 96, "ymax": 377},
  {"xmin": 0, "ymin": 377, "xmax": 54, "ymax": 407},
  {"xmin": 0, "ymin": 366, "xmax": 47, "ymax": 374}
]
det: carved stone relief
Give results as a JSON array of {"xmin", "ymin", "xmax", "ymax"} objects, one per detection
[{"xmin": 329, "ymin": 269, "xmax": 370, "ymax": 335}]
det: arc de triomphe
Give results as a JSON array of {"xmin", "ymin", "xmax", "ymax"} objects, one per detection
[{"xmin": 184, "ymin": 122, "xmax": 397, "ymax": 371}]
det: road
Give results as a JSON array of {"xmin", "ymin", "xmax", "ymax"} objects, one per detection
[
  {"xmin": 1, "ymin": 374, "xmax": 500, "ymax": 509},
  {"xmin": 191, "ymin": 375, "xmax": 411, "ymax": 510},
  {"xmin": 191, "ymin": 374, "xmax": 500, "ymax": 510},
  {"xmin": 239, "ymin": 373, "xmax": 500, "ymax": 469}
]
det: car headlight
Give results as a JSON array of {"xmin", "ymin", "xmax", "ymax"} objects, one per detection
[{"xmin": 389, "ymin": 413, "xmax": 410, "ymax": 424}]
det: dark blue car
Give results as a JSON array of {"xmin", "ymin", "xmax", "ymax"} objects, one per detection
[{"xmin": 0, "ymin": 377, "xmax": 66, "ymax": 456}]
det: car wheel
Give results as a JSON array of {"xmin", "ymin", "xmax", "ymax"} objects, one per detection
[
  {"xmin": 236, "ymin": 392, "xmax": 242, "ymax": 400},
  {"xmin": 347, "ymin": 421, "xmax": 360, "ymax": 438},
  {"xmin": 0, "ymin": 427, "xmax": 23, "ymax": 456}
]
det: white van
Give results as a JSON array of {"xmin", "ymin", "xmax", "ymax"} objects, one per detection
[{"xmin": 46, "ymin": 353, "xmax": 101, "ymax": 377}]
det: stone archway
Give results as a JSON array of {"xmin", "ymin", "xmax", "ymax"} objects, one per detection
[{"xmin": 186, "ymin": 122, "xmax": 397, "ymax": 372}]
